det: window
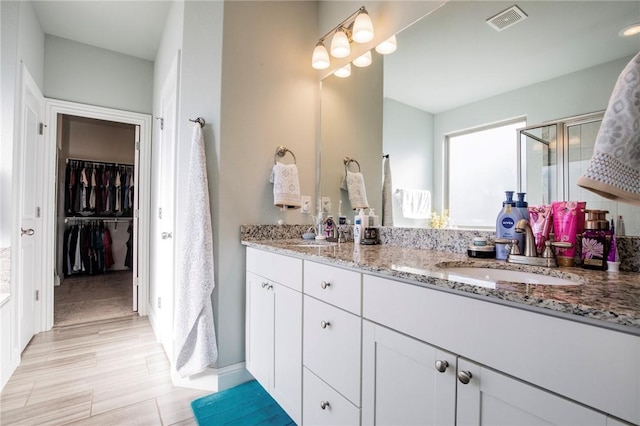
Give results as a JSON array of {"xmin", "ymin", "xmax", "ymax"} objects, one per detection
[{"xmin": 446, "ymin": 119, "xmax": 526, "ymax": 229}]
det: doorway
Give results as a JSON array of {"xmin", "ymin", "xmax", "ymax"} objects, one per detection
[
  {"xmin": 54, "ymin": 115, "xmax": 137, "ymax": 326},
  {"xmin": 42, "ymin": 100, "xmax": 151, "ymax": 331}
]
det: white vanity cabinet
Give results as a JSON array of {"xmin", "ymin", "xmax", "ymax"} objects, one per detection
[
  {"xmin": 303, "ymin": 261, "xmax": 362, "ymax": 425},
  {"xmin": 456, "ymin": 357, "xmax": 607, "ymax": 425},
  {"xmin": 362, "ymin": 321, "xmax": 457, "ymax": 425},
  {"xmin": 245, "ymin": 248, "xmax": 302, "ymax": 424},
  {"xmin": 363, "ymin": 274, "xmax": 640, "ymax": 426}
]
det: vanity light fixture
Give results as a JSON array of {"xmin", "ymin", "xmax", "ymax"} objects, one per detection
[
  {"xmin": 334, "ymin": 63, "xmax": 352, "ymax": 78},
  {"xmin": 619, "ymin": 22, "xmax": 640, "ymax": 37},
  {"xmin": 352, "ymin": 50, "xmax": 372, "ymax": 67},
  {"xmin": 312, "ymin": 6, "xmax": 375, "ymax": 70},
  {"xmin": 375, "ymin": 35, "xmax": 397, "ymax": 55}
]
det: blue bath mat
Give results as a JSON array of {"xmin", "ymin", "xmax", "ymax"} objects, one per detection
[{"xmin": 191, "ymin": 380, "xmax": 296, "ymax": 425}]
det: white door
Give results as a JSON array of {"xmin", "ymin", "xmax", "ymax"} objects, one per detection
[
  {"xmin": 18, "ymin": 66, "xmax": 45, "ymax": 352},
  {"xmin": 456, "ymin": 357, "xmax": 607, "ymax": 425},
  {"xmin": 156, "ymin": 56, "xmax": 179, "ymax": 354},
  {"xmin": 361, "ymin": 320, "xmax": 456, "ymax": 426},
  {"xmin": 132, "ymin": 125, "xmax": 141, "ymax": 312}
]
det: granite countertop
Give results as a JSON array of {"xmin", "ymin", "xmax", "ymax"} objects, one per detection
[{"xmin": 242, "ymin": 239, "xmax": 640, "ymax": 335}]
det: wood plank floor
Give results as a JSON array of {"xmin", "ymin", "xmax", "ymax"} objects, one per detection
[{"xmin": 0, "ymin": 316, "xmax": 208, "ymax": 425}]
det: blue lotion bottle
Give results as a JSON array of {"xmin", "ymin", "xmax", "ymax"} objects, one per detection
[
  {"xmin": 496, "ymin": 191, "xmax": 524, "ymax": 260},
  {"xmin": 515, "ymin": 192, "xmax": 529, "ymax": 222}
]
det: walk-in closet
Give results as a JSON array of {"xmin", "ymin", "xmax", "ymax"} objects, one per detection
[{"xmin": 55, "ymin": 114, "xmax": 137, "ymax": 326}]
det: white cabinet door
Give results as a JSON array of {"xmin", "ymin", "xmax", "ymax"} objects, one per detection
[
  {"xmin": 245, "ymin": 271, "xmax": 273, "ymax": 389},
  {"xmin": 272, "ymin": 282, "xmax": 302, "ymax": 424},
  {"xmin": 362, "ymin": 321, "xmax": 456, "ymax": 426},
  {"xmin": 456, "ymin": 358, "xmax": 608, "ymax": 426}
]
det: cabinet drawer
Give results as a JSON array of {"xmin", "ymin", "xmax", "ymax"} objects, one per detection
[
  {"xmin": 363, "ymin": 274, "xmax": 640, "ymax": 425},
  {"xmin": 304, "ymin": 261, "xmax": 361, "ymax": 314},
  {"xmin": 246, "ymin": 247, "xmax": 302, "ymax": 291},
  {"xmin": 303, "ymin": 367, "xmax": 360, "ymax": 426},
  {"xmin": 304, "ymin": 295, "xmax": 361, "ymax": 405}
]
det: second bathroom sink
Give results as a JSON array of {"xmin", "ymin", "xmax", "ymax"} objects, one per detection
[{"xmin": 436, "ymin": 264, "xmax": 582, "ymax": 288}]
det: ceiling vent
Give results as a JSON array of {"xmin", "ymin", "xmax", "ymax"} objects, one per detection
[{"xmin": 486, "ymin": 5, "xmax": 528, "ymax": 32}]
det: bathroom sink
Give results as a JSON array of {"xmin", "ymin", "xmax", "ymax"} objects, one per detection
[{"xmin": 437, "ymin": 265, "xmax": 581, "ymax": 288}]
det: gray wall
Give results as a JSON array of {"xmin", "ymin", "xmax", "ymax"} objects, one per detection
[
  {"xmin": 44, "ymin": 35, "xmax": 154, "ymax": 114},
  {"xmin": 383, "ymin": 98, "xmax": 433, "ymax": 227}
]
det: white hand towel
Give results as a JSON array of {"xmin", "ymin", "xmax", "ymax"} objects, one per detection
[
  {"xmin": 270, "ymin": 162, "xmax": 301, "ymax": 209},
  {"xmin": 345, "ymin": 170, "xmax": 369, "ymax": 210},
  {"xmin": 577, "ymin": 52, "xmax": 640, "ymax": 206},
  {"xmin": 382, "ymin": 156, "xmax": 393, "ymax": 226},
  {"xmin": 397, "ymin": 189, "xmax": 431, "ymax": 219},
  {"xmin": 174, "ymin": 123, "xmax": 218, "ymax": 377}
]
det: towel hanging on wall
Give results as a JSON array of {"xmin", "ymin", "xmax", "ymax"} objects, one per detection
[
  {"xmin": 270, "ymin": 162, "xmax": 301, "ymax": 209},
  {"xmin": 396, "ymin": 188, "xmax": 431, "ymax": 219},
  {"xmin": 577, "ymin": 52, "xmax": 640, "ymax": 206},
  {"xmin": 174, "ymin": 123, "xmax": 218, "ymax": 377}
]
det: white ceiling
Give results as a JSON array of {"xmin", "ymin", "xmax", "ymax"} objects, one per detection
[
  {"xmin": 32, "ymin": 1, "xmax": 171, "ymax": 61},
  {"xmin": 385, "ymin": 1, "xmax": 640, "ymax": 114}
]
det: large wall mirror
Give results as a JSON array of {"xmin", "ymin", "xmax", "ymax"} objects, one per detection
[{"xmin": 319, "ymin": 0, "xmax": 640, "ymax": 234}]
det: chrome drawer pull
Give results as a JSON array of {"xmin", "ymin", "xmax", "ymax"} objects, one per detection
[
  {"xmin": 458, "ymin": 370, "xmax": 472, "ymax": 384},
  {"xmin": 320, "ymin": 401, "xmax": 330, "ymax": 410},
  {"xmin": 320, "ymin": 320, "xmax": 331, "ymax": 329},
  {"xmin": 434, "ymin": 360, "xmax": 449, "ymax": 373},
  {"xmin": 320, "ymin": 281, "xmax": 331, "ymax": 289}
]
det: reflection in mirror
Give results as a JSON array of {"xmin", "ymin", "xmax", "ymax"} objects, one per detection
[{"xmin": 319, "ymin": 0, "xmax": 640, "ymax": 233}]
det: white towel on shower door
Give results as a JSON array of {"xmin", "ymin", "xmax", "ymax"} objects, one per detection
[{"xmin": 174, "ymin": 123, "xmax": 218, "ymax": 377}]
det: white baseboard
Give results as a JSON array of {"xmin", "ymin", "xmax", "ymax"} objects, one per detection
[{"xmin": 170, "ymin": 362, "xmax": 253, "ymax": 392}]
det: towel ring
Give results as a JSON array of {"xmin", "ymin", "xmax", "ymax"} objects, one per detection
[
  {"xmin": 343, "ymin": 157, "xmax": 361, "ymax": 172},
  {"xmin": 189, "ymin": 117, "xmax": 205, "ymax": 128},
  {"xmin": 274, "ymin": 146, "xmax": 297, "ymax": 164}
]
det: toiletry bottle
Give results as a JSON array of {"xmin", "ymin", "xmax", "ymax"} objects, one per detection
[
  {"xmin": 495, "ymin": 191, "xmax": 524, "ymax": 260},
  {"xmin": 581, "ymin": 209, "xmax": 609, "ymax": 270},
  {"xmin": 358, "ymin": 208, "xmax": 368, "ymax": 244},
  {"xmin": 368, "ymin": 208, "xmax": 379, "ymax": 227},
  {"xmin": 515, "ymin": 192, "xmax": 529, "ymax": 222},
  {"xmin": 616, "ymin": 215, "xmax": 626, "ymax": 236},
  {"xmin": 354, "ymin": 210, "xmax": 363, "ymax": 244}
]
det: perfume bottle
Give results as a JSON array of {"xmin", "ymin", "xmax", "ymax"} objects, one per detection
[{"xmin": 581, "ymin": 210, "xmax": 609, "ymax": 270}]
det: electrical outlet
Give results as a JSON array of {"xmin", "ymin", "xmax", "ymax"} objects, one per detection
[
  {"xmin": 301, "ymin": 196, "xmax": 311, "ymax": 214},
  {"xmin": 322, "ymin": 197, "xmax": 332, "ymax": 214}
]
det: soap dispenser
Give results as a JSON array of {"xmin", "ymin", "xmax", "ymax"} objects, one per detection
[
  {"xmin": 581, "ymin": 209, "xmax": 609, "ymax": 270},
  {"xmin": 495, "ymin": 191, "xmax": 524, "ymax": 260}
]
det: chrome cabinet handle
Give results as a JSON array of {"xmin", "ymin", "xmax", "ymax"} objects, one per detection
[
  {"xmin": 320, "ymin": 281, "xmax": 331, "ymax": 289},
  {"xmin": 458, "ymin": 370, "xmax": 473, "ymax": 384},
  {"xmin": 320, "ymin": 320, "xmax": 331, "ymax": 329},
  {"xmin": 161, "ymin": 232, "xmax": 172, "ymax": 239},
  {"xmin": 435, "ymin": 360, "xmax": 449, "ymax": 373},
  {"xmin": 261, "ymin": 282, "xmax": 272, "ymax": 290},
  {"xmin": 320, "ymin": 401, "xmax": 330, "ymax": 410},
  {"xmin": 21, "ymin": 228, "xmax": 34, "ymax": 236}
]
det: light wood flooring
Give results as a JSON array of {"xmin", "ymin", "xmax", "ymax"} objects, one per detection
[{"xmin": 0, "ymin": 316, "xmax": 208, "ymax": 425}]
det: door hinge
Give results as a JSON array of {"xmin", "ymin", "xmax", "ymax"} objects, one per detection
[
  {"xmin": 35, "ymin": 290, "xmax": 40, "ymax": 301},
  {"xmin": 158, "ymin": 207, "xmax": 162, "ymax": 219},
  {"xmin": 155, "ymin": 116, "xmax": 164, "ymax": 130},
  {"xmin": 157, "ymin": 297, "xmax": 162, "ymax": 309},
  {"xmin": 38, "ymin": 123, "xmax": 46, "ymax": 135},
  {"xmin": 134, "ymin": 277, "xmax": 139, "ymax": 287},
  {"xmin": 134, "ymin": 209, "xmax": 139, "ymax": 218},
  {"xmin": 135, "ymin": 141, "xmax": 140, "ymax": 150},
  {"xmin": 36, "ymin": 206, "xmax": 41, "ymax": 218}
]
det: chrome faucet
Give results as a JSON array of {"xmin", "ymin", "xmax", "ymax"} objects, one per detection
[{"xmin": 505, "ymin": 219, "xmax": 572, "ymax": 268}]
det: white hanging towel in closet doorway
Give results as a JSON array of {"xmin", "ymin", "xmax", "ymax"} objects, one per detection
[{"xmin": 174, "ymin": 123, "xmax": 218, "ymax": 377}]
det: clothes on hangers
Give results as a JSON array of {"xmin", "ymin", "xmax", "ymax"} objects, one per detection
[
  {"xmin": 62, "ymin": 221, "xmax": 117, "ymax": 277},
  {"xmin": 64, "ymin": 160, "xmax": 134, "ymax": 217}
]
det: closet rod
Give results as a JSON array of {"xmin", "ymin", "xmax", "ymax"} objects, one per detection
[
  {"xmin": 66, "ymin": 157, "xmax": 134, "ymax": 167},
  {"xmin": 65, "ymin": 217, "xmax": 132, "ymax": 223}
]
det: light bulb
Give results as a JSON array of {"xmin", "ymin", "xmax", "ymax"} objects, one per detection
[
  {"xmin": 331, "ymin": 29, "xmax": 350, "ymax": 58},
  {"xmin": 352, "ymin": 10, "xmax": 374, "ymax": 43},
  {"xmin": 619, "ymin": 22, "xmax": 640, "ymax": 37},
  {"xmin": 375, "ymin": 35, "xmax": 397, "ymax": 54},
  {"xmin": 352, "ymin": 51, "xmax": 372, "ymax": 67},
  {"xmin": 334, "ymin": 63, "xmax": 351, "ymax": 78},
  {"xmin": 312, "ymin": 42, "xmax": 330, "ymax": 69}
]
